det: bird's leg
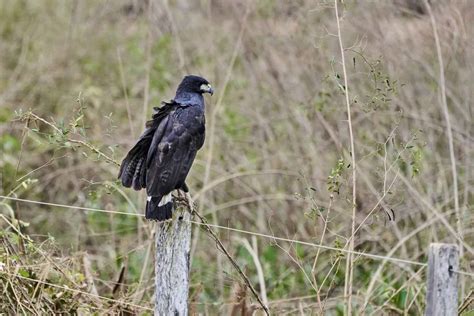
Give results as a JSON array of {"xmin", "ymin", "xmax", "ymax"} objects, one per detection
[
  {"xmin": 176, "ymin": 183, "xmax": 190, "ymax": 203},
  {"xmin": 175, "ymin": 189, "xmax": 188, "ymax": 204},
  {"xmin": 184, "ymin": 192, "xmax": 194, "ymax": 210}
]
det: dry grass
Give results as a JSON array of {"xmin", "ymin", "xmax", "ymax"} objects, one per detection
[{"xmin": 1, "ymin": 0, "xmax": 473, "ymax": 314}]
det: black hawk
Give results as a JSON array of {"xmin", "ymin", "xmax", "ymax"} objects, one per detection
[{"xmin": 118, "ymin": 75, "xmax": 213, "ymax": 221}]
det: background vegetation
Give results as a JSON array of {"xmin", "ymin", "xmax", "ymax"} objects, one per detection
[{"xmin": 0, "ymin": 0, "xmax": 472, "ymax": 314}]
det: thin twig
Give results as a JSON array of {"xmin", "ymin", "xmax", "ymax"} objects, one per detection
[
  {"xmin": 311, "ymin": 195, "xmax": 333, "ymax": 313},
  {"xmin": 24, "ymin": 112, "xmax": 120, "ymax": 166},
  {"xmin": 4, "ymin": 195, "xmax": 474, "ymax": 279},
  {"xmin": 0, "ymin": 194, "xmax": 465, "ymax": 270},
  {"xmin": 274, "ymin": 240, "xmax": 319, "ymax": 294},
  {"xmin": 0, "ymin": 271, "xmax": 153, "ymax": 311},
  {"xmin": 142, "ymin": 0, "xmax": 152, "ymax": 129},
  {"xmin": 458, "ymin": 290, "xmax": 473, "ymax": 314},
  {"xmin": 240, "ymin": 237, "xmax": 268, "ymax": 306},
  {"xmin": 398, "ymin": 174, "xmax": 473, "ymax": 254},
  {"xmin": 68, "ymin": 138, "xmax": 120, "ymax": 166},
  {"xmin": 370, "ymin": 267, "xmax": 425, "ymax": 315},
  {"xmin": 132, "ymin": 240, "xmax": 153, "ymax": 304},
  {"xmin": 161, "ymin": 0, "xmax": 186, "ymax": 72},
  {"xmin": 334, "ymin": 1, "xmax": 357, "ymax": 314},
  {"xmin": 82, "ymin": 252, "xmax": 99, "ymax": 296},
  {"xmin": 424, "ymin": 0, "xmax": 463, "ymax": 297},
  {"xmin": 116, "ymin": 47, "xmax": 135, "ymax": 137},
  {"xmin": 180, "ymin": 196, "xmax": 270, "ymax": 315},
  {"xmin": 199, "ymin": 3, "xmax": 250, "ymax": 297}
]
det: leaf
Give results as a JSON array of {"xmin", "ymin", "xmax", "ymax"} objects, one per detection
[{"xmin": 18, "ymin": 268, "xmax": 30, "ymax": 278}]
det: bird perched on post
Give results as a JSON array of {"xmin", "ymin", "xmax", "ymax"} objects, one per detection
[{"xmin": 118, "ymin": 75, "xmax": 213, "ymax": 221}]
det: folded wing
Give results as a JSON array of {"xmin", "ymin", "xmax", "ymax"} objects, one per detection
[
  {"xmin": 146, "ymin": 105, "xmax": 205, "ymax": 196},
  {"xmin": 117, "ymin": 101, "xmax": 176, "ymax": 190}
]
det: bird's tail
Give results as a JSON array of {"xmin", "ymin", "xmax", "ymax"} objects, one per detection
[
  {"xmin": 118, "ymin": 122, "xmax": 159, "ymax": 191},
  {"xmin": 118, "ymin": 138, "xmax": 150, "ymax": 191},
  {"xmin": 145, "ymin": 193, "xmax": 173, "ymax": 221}
]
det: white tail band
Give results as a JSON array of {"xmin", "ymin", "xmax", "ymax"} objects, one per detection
[{"xmin": 158, "ymin": 193, "xmax": 172, "ymax": 207}]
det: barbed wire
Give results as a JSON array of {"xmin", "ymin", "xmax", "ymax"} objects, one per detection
[{"xmin": 1, "ymin": 195, "xmax": 473, "ymax": 278}]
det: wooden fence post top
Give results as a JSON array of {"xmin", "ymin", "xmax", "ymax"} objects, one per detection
[
  {"xmin": 425, "ymin": 243, "xmax": 459, "ymax": 316},
  {"xmin": 155, "ymin": 205, "xmax": 191, "ymax": 316}
]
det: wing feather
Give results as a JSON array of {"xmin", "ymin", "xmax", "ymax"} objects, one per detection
[
  {"xmin": 118, "ymin": 101, "xmax": 177, "ymax": 190},
  {"xmin": 146, "ymin": 105, "xmax": 205, "ymax": 196}
]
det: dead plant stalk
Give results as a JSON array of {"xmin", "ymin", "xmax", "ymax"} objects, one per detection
[
  {"xmin": 199, "ymin": 4, "xmax": 250, "ymax": 298},
  {"xmin": 424, "ymin": 0, "xmax": 463, "ymax": 297},
  {"xmin": 334, "ymin": 1, "xmax": 357, "ymax": 314}
]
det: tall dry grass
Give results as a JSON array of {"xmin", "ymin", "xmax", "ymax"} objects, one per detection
[{"xmin": 0, "ymin": 0, "xmax": 473, "ymax": 314}]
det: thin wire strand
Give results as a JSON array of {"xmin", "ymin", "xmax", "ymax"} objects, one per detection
[
  {"xmin": 452, "ymin": 269, "xmax": 474, "ymax": 278},
  {"xmin": 1, "ymin": 195, "xmax": 141, "ymax": 217},
  {"xmin": 188, "ymin": 220, "xmax": 426, "ymax": 267},
  {"xmin": 0, "ymin": 270, "xmax": 153, "ymax": 311},
  {"xmin": 2, "ymin": 195, "xmax": 474, "ymax": 278},
  {"xmin": 0, "ymin": 195, "xmax": 424, "ymax": 267}
]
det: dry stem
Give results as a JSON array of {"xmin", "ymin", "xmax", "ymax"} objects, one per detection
[
  {"xmin": 424, "ymin": 0, "xmax": 463, "ymax": 297},
  {"xmin": 334, "ymin": 1, "xmax": 357, "ymax": 314},
  {"xmin": 181, "ymin": 196, "xmax": 270, "ymax": 315}
]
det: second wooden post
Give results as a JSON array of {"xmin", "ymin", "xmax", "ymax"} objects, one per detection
[{"xmin": 425, "ymin": 243, "xmax": 459, "ymax": 316}]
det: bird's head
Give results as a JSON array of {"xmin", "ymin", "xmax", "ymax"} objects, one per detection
[{"xmin": 176, "ymin": 75, "xmax": 214, "ymax": 96}]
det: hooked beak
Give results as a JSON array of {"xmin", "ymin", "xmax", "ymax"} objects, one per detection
[{"xmin": 200, "ymin": 83, "xmax": 214, "ymax": 96}]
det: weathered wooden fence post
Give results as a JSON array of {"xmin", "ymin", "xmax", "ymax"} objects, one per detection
[
  {"xmin": 155, "ymin": 204, "xmax": 191, "ymax": 315},
  {"xmin": 425, "ymin": 243, "xmax": 459, "ymax": 316}
]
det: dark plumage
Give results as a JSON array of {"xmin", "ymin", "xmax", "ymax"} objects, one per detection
[{"xmin": 118, "ymin": 75, "xmax": 213, "ymax": 220}]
